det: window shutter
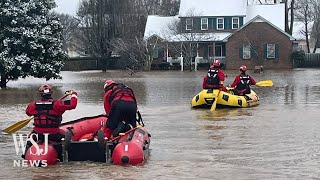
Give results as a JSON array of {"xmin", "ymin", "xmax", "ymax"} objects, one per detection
[
  {"xmin": 239, "ymin": 47, "xmax": 243, "ymax": 59},
  {"xmin": 263, "ymin": 44, "xmax": 267, "ymax": 59},
  {"xmin": 275, "ymin": 44, "xmax": 279, "ymax": 58},
  {"xmin": 213, "ymin": 18, "xmax": 216, "ymax": 30}
]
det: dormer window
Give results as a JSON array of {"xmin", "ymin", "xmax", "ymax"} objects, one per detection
[
  {"xmin": 186, "ymin": 18, "xmax": 193, "ymax": 30},
  {"xmin": 201, "ymin": 18, "xmax": 208, "ymax": 30},
  {"xmin": 232, "ymin": 17, "xmax": 239, "ymax": 29},
  {"xmin": 217, "ymin": 18, "xmax": 224, "ymax": 30}
]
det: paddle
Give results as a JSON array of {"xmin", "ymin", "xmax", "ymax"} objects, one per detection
[
  {"xmin": 210, "ymin": 89, "xmax": 221, "ymax": 111},
  {"xmin": 2, "ymin": 92, "xmax": 72, "ymax": 134},
  {"xmin": 255, "ymin": 80, "xmax": 273, "ymax": 87},
  {"xmin": 2, "ymin": 117, "xmax": 34, "ymax": 134},
  {"xmin": 109, "ymin": 126, "xmax": 141, "ymax": 142}
]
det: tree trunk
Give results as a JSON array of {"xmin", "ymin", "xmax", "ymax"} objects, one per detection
[
  {"xmin": 313, "ymin": 38, "xmax": 319, "ymax": 53},
  {"xmin": 289, "ymin": 0, "xmax": 295, "ymax": 35},
  {"xmin": 285, "ymin": 1, "xmax": 289, "ymax": 33},
  {"xmin": 0, "ymin": 73, "xmax": 7, "ymax": 89}
]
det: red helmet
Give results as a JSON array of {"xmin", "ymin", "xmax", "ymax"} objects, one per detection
[
  {"xmin": 213, "ymin": 59, "xmax": 221, "ymax": 67},
  {"xmin": 240, "ymin": 65, "xmax": 247, "ymax": 71},
  {"xmin": 39, "ymin": 84, "xmax": 53, "ymax": 96},
  {"xmin": 103, "ymin": 80, "xmax": 116, "ymax": 91}
]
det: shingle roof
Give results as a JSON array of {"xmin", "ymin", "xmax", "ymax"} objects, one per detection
[
  {"xmin": 144, "ymin": 15, "xmax": 179, "ymax": 40},
  {"xmin": 246, "ymin": 4, "xmax": 285, "ymax": 31}
]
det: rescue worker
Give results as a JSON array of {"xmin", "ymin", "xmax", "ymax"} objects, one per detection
[
  {"xmin": 24, "ymin": 84, "xmax": 78, "ymax": 159},
  {"xmin": 230, "ymin": 65, "xmax": 256, "ymax": 95},
  {"xmin": 103, "ymin": 80, "xmax": 138, "ymax": 139},
  {"xmin": 202, "ymin": 59, "xmax": 227, "ymax": 92}
]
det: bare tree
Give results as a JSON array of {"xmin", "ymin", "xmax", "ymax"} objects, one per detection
[
  {"xmin": 165, "ymin": 10, "xmax": 212, "ymax": 71},
  {"xmin": 296, "ymin": 0, "xmax": 314, "ymax": 53},
  {"xmin": 252, "ymin": 0, "xmax": 296, "ymax": 35},
  {"xmin": 311, "ymin": 0, "xmax": 320, "ymax": 53},
  {"xmin": 112, "ymin": 36, "xmax": 162, "ymax": 71},
  {"xmin": 75, "ymin": 0, "xmax": 113, "ymax": 71},
  {"xmin": 74, "ymin": 0, "xmax": 180, "ymax": 71},
  {"xmin": 53, "ymin": 13, "xmax": 80, "ymax": 54}
]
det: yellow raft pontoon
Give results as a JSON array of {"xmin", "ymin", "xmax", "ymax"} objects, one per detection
[{"xmin": 191, "ymin": 89, "xmax": 260, "ymax": 108}]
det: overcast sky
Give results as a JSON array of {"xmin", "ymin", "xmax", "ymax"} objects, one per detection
[{"xmin": 54, "ymin": 0, "xmax": 79, "ymax": 15}]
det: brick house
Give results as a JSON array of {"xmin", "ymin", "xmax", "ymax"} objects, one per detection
[
  {"xmin": 143, "ymin": 0, "xmax": 296, "ymax": 70},
  {"xmin": 224, "ymin": 15, "xmax": 295, "ymax": 69}
]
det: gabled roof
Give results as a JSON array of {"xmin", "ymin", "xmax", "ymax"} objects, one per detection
[
  {"xmin": 178, "ymin": 0, "xmax": 247, "ymax": 17},
  {"xmin": 223, "ymin": 15, "xmax": 296, "ymax": 42},
  {"xmin": 144, "ymin": 15, "xmax": 179, "ymax": 40},
  {"xmin": 246, "ymin": 4, "xmax": 285, "ymax": 31}
]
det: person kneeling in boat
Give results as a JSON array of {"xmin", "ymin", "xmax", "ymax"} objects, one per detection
[
  {"xmin": 230, "ymin": 65, "xmax": 256, "ymax": 96},
  {"xmin": 202, "ymin": 59, "xmax": 227, "ymax": 92},
  {"xmin": 103, "ymin": 80, "xmax": 138, "ymax": 139},
  {"xmin": 24, "ymin": 85, "xmax": 78, "ymax": 160}
]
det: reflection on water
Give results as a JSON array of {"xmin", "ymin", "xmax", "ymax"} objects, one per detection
[
  {"xmin": 1, "ymin": 69, "xmax": 320, "ymax": 179},
  {"xmin": 195, "ymin": 108, "xmax": 253, "ymax": 122}
]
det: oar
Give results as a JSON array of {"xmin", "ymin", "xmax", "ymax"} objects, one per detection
[
  {"xmin": 2, "ymin": 116, "xmax": 34, "ymax": 134},
  {"xmin": 109, "ymin": 126, "xmax": 141, "ymax": 142},
  {"xmin": 256, "ymin": 80, "xmax": 273, "ymax": 87},
  {"xmin": 210, "ymin": 89, "xmax": 221, "ymax": 111},
  {"xmin": 2, "ymin": 93, "xmax": 72, "ymax": 134}
]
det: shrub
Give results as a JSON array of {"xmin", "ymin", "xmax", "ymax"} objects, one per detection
[{"xmin": 291, "ymin": 50, "xmax": 305, "ymax": 62}]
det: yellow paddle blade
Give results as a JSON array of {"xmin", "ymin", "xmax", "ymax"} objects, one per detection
[
  {"xmin": 2, "ymin": 117, "xmax": 33, "ymax": 134},
  {"xmin": 256, "ymin": 80, "xmax": 273, "ymax": 87},
  {"xmin": 210, "ymin": 98, "xmax": 217, "ymax": 111},
  {"xmin": 210, "ymin": 90, "xmax": 221, "ymax": 111}
]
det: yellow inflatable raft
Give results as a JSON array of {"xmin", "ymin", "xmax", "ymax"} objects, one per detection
[{"xmin": 191, "ymin": 89, "xmax": 260, "ymax": 108}]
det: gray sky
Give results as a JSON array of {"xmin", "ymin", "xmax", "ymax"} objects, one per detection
[{"xmin": 54, "ymin": 0, "xmax": 80, "ymax": 15}]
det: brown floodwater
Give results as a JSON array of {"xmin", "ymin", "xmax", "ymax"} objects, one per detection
[{"xmin": 0, "ymin": 69, "xmax": 320, "ymax": 179}]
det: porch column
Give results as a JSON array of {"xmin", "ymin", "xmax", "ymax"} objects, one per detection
[
  {"xmin": 166, "ymin": 43, "xmax": 169, "ymax": 62},
  {"xmin": 213, "ymin": 42, "xmax": 216, "ymax": 63},
  {"xmin": 195, "ymin": 43, "xmax": 199, "ymax": 71},
  {"xmin": 180, "ymin": 42, "xmax": 183, "ymax": 71}
]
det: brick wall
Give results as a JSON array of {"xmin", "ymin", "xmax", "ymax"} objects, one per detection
[{"xmin": 226, "ymin": 21, "xmax": 294, "ymax": 69}]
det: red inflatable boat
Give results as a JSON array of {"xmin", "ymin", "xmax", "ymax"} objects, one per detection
[
  {"xmin": 24, "ymin": 114, "xmax": 151, "ymax": 166},
  {"xmin": 109, "ymin": 126, "xmax": 151, "ymax": 165}
]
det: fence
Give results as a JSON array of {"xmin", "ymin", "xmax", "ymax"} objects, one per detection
[
  {"xmin": 62, "ymin": 57, "xmax": 121, "ymax": 71},
  {"xmin": 296, "ymin": 53, "xmax": 320, "ymax": 68}
]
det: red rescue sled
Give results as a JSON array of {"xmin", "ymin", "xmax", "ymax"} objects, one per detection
[{"xmin": 24, "ymin": 114, "xmax": 151, "ymax": 166}]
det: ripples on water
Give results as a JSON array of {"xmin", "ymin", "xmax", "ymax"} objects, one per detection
[{"xmin": 0, "ymin": 69, "xmax": 320, "ymax": 179}]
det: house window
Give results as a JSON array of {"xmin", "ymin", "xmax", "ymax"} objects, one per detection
[
  {"xmin": 186, "ymin": 18, "xmax": 193, "ymax": 30},
  {"xmin": 201, "ymin": 18, "xmax": 208, "ymax": 30},
  {"xmin": 152, "ymin": 49, "xmax": 159, "ymax": 58},
  {"xmin": 215, "ymin": 45, "xmax": 223, "ymax": 57},
  {"xmin": 243, "ymin": 45, "xmax": 251, "ymax": 59},
  {"xmin": 267, "ymin": 44, "xmax": 276, "ymax": 58},
  {"xmin": 232, "ymin": 17, "xmax": 239, "ymax": 29},
  {"xmin": 217, "ymin": 18, "xmax": 224, "ymax": 30}
]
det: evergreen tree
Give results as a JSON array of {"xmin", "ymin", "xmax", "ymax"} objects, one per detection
[{"xmin": 0, "ymin": 0, "xmax": 67, "ymax": 88}]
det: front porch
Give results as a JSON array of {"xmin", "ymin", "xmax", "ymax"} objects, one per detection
[{"xmin": 163, "ymin": 42, "xmax": 227, "ymax": 70}]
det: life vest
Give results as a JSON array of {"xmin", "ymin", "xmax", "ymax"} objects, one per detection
[
  {"xmin": 33, "ymin": 100, "xmax": 62, "ymax": 128},
  {"xmin": 205, "ymin": 69, "xmax": 220, "ymax": 89},
  {"xmin": 108, "ymin": 83, "xmax": 136, "ymax": 104},
  {"xmin": 236, "ymin": 75, "xmax": 251, "ymax": 91}
]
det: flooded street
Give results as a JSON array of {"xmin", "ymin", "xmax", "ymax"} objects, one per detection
[{"xmin": 1, "ymin": 69, "xmax": 320, "ymax": 179}]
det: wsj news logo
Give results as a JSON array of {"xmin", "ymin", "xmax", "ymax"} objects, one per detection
[{"xmin": 12, "ymin": 133, "xmax": 49, "ymax": 167}]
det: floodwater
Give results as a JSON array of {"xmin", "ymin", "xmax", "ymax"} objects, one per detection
[{"xmin": 0, "ymin": 69, "xmax": 320, "ymax": 180}]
